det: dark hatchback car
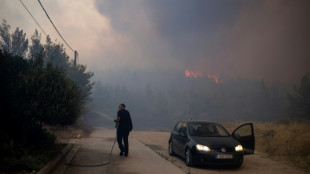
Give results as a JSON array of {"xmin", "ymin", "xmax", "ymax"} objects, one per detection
[{"xmin": 168, "ymin": 121, "xmax": 255, "ymax": 167}]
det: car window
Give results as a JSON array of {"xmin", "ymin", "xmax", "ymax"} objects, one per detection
[
  {"xmin": 174, "ymin": 122, "xmax": 183, "ymax": 133},
  {"xmin": 188, "ymin": 123, "xmax": 229, "ymax": 137},
  {"xmin": 180, "ymin": 123, "xmax": 187, "ymax": 136},
  {"xmin": 234, "ymin": 124, "xmax": 252, "ymax": 136},
  {"xmin": 214, "ymin": 124, "xmax": 229, "ymax": 136}
]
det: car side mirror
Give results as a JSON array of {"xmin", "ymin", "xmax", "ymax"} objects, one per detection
[{"xmin": 233, "ymin": 133, "xmax": 240, "ymax": 138}]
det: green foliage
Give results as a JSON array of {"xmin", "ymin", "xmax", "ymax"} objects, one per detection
[
  {"xmin": 19, "ymin": 56, "xmax": 83, "ymax": 126},
  {"xmin": 0, "ymin": 128, "xmax": 58, "ymax": 172},
  {"xmin": 0, "ymin": 49, "xmax": 83, "ymax": 128},
  {"xmin": 1, "ymin": 19, "xmax": 94, "ymax": 105},
  {"xmin": 43, "ymin": 35, "xmax": 69, "ymax": 69},
  {"xmin": 0, "ymin": 19, "xmax": 11, "ymax": 52},
  {"xmin": 0, "ymin": 19, "xmax": 28, "ymax": 57},
  {"xmin": 11, "ymin": 27, "xmax": 28, "ymax": 57},
  {"xmin": 67, "ymin": 64, "xmax": 94, "ymax": 102},
  {"xmin": 0, "ymin": 50, "xmax": 82, "ymax": 172},
  {"xmin": 0, "ymin": 19, "xmax": 93, "ymax": 172},
  {"xmin": 288, "ymin": 72, "xmax": 310, "ymax": 118},
  {"xmin": 29, "ymin": 29, "xmax": 44, "ymax": 59}
]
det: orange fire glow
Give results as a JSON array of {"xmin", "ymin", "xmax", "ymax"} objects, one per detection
[
  {"xmin": 185, "ymin": 70, "xmax": 203, "ymax": 78},
  {"xmin": 185, "ymin": 69, "xmax": 223, "ymax": 84},
  {"xmin": 207, "ymin": 74, "xmax": 219, "ymax": 83}
]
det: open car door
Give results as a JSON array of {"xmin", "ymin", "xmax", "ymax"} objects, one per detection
[{"xmin": 232, "ymin": 123, "xmax": 255, "ymax": 155}]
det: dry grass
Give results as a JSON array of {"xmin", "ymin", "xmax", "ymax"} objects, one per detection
[
  {"xmin": 222, "ymin": 119, "xmax": 310, "ymax": 170},
  {"xmin": 45, "ymin": 118, "xmax": 93, "ymax": 143}
]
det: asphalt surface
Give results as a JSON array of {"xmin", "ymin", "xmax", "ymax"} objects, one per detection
[
  {"xmin": 53, "ymin": 128, "xmax": 184, "ymax": 174},
  {"xmin": 51, "ymin": 128, "xmax": 308, "ymax": 174}
]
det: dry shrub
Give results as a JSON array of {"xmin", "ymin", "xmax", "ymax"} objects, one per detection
[
  {"xmin": 222, "ymin": 119, "xmax": 310, "ymax": 170},
  {"xmin": 44, "ymin": 118, "xmax": 93, "ymax": 143}
]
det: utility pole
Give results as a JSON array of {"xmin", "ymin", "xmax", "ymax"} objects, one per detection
[{"xmin": 74, "ymin": 50, "xmax": 78, "ymax": 67}]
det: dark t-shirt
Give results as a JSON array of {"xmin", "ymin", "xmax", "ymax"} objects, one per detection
[{"xmin": 117, "ymin": 109, "xmax": 133, "ymax": 132}]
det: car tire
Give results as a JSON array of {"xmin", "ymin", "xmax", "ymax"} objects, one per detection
[
  {"xmin": 234, "ymin": 157, "xmax": 243, "ymax": 168},
  {"xmin": 185, "ymin": 147, "xmax": 193, "ymax": 167},
  {"xmin": 169, "ymin": 141, "xmax": 176, "ymax": 156},
  {"xmin": 234, "ymin": 162, "xmax": 243, "ymax": 168}
]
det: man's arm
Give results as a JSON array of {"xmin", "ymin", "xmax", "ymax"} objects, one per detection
[{"xmin": 114, "ymin": 116, "xmax": 120, "ymax": 128}]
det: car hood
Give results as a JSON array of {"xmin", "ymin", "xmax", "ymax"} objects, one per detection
[{"xmin": 190, "ymin": 136, "xmax": 239, "ymax": 148}]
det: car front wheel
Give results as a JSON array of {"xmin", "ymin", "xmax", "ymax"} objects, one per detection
[
  {"xmin": 185, "ymin": 148, "xmax": 193, "ymax": 167},
  {"xmin": 234, "ymin": 161, "xmax": 243, "ymax": 168},
  {"xmin": 235, "ymin": 157, "xmax": 243, "ymax": 168},
  {"xmin": 169, "ymin": 141, "xmax": 176, "ymax": 156}
]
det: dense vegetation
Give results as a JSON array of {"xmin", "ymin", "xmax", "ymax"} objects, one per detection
[{"xmin": 0, "ymin": 19, "xmax": 93, "ymax": 172}]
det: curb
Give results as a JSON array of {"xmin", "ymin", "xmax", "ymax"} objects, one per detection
[
  {"xmin": 51, "ymin": 145, "xmax": 80, "ymax": 174},
  {"xmin": 37, "ymin": 144, "xmax": 73, "ymax": 174}
]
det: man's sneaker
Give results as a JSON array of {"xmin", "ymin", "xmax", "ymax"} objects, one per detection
[
  {"xmin": 120, "ymin": 151, "xmax": 124, "ymax": 156},
  {"xmin": 124, "ymin": 153, "xmax": 128, "ymax": 157}
]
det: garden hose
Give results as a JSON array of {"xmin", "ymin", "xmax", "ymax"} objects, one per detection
[{"xmin": 65, "ymin": 128, "xmax": 117, "ymax": 167}]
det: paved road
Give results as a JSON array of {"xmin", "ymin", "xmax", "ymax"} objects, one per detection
[
  {"xmin": 52, "ymin": 128, "xmax": 308, "ymax": 174},
  {"xmin": 53, "ymin": 128, "xmax": 184, "ymax": 174}
]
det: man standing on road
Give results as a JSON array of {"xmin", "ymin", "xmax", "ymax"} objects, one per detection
[{"xmin": 114, "ymin": 103, "xmax": 133, "ymax": 157}]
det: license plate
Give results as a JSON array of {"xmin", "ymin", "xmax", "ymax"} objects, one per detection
[{"xmin": 216, "ymin": 154, "xmax": 233, "ymax": 159}]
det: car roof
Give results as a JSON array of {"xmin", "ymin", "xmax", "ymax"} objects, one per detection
[{"xmin": 177, "ymin": 120, "xmax": 220, "ymax": 125}]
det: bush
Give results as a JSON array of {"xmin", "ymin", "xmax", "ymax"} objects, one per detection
[
  {"xmin": 0, "ymin": 50, "xmax": 83, "ymax": 172},
  {"xmin": 0, "ymin": 128, "xmax": 56, "ymax": 172},
  {"xmin": 222, "ymin": 120, "xmax": 310, "ymax": 170},
  {"xmin": 0, "ymin": 19, "xmax": 93, "ymax": 172}
]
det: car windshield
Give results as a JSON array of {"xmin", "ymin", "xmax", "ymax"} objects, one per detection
[{"xmin": 188, "ymin": 123, "xmax": 230, "ymax": 137}]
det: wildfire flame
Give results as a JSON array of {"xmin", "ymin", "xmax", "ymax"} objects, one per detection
[
  {"xmin": 207, "ymin": 74, "xmax": 219, "ymax": 83},
  {"xmin": 185, "ymin": 70, "xmax": 203, "ymax": 78},
  {"xmin": 185, "ymin": 69, "xmax": 222, "ymax": 84}
]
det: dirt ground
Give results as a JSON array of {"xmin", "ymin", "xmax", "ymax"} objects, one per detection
[{"xmin": 130, "ymin": 130, "xmax": 309, "ymax": 174}]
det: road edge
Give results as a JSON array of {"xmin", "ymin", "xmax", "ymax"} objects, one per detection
[{"xmin": 37, "ymin": 144, "xmax": 73, "ymax": 174}]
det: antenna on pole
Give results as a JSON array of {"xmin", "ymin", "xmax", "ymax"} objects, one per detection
[{"xmin": 74, "ymin": 50, "xmax": 78, "ymax": 67}]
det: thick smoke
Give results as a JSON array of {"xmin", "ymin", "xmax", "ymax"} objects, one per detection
[{"xmin": 94, "ymin": 0, "xmax": 310, "ymax": 83}]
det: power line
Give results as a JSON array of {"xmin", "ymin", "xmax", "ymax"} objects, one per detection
[
  {"xmin": 19, "ymin": 0, "xmax": 47, "ymax": 36},
  {"xmin": 37, "ymin": 0, "xmax": 75, "ymax": 52}
]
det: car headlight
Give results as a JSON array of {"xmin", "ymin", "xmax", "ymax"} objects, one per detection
[
  {"xmin": 235, "ymin": 145, "xmax": 243, "ymax": 152},
  {"xmin": 196, "ymin": 144, "xmax": 210, "ymax": 152}
]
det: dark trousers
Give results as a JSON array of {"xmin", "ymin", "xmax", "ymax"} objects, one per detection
[{"xmin": 117, "ymin": 130, "xmax": 130, "ymax": 154}]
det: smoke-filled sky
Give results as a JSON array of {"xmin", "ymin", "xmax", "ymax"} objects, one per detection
[{"xmin": 1, "ymin": 0, "xmax": 309, "ymax": 84}]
